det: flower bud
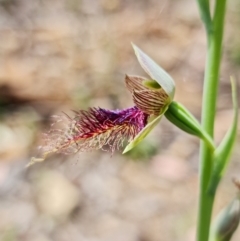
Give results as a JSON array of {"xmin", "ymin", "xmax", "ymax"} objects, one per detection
[{"xmin": 210, "ymin": 196, "xmax": 240, "ymax": 241}]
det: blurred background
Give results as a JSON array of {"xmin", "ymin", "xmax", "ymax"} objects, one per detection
[{"xmin": 0, "ymin": 0, "xmax": 240, "ymax": 240}]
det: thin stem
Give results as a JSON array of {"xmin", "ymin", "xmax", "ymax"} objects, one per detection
[
  {"xmin": 197, "ymin": 0, "xmax": 227, "ymax": 241},
  {"xmin": 196, "ymin": 0, "xmax": 212, "ymax": 35}
]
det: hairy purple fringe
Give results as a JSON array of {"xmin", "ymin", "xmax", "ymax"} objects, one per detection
[{"xmin": 40, "ymin": 106, "xmax": 149, "ymax": 156}]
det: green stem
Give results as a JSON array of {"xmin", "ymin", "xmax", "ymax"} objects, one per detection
[
  {"xmin": 196, "ymin": 0, "xmax": 212, "ymax": 35},
  {"xmin": 197, "ymin": 1, "xmax": 227, "ymax": 241}
]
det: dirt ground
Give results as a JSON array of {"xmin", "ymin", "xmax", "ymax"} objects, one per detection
[{"xmin": 0, "ymin": 0, "xmax": 240, "ymax": 240}]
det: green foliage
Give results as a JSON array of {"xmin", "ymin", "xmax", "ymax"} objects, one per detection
[{"xmin": 208, "ymin": 78, "xmax": 238, "ymax": 195}]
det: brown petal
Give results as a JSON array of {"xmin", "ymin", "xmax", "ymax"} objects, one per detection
[
  {"xmin": 125, "ymin": 75, "xmax": 147, "ymax": 93},
  {"xmin": 132, "ymin": 89, "xmax": 169, "ymax": 115}
]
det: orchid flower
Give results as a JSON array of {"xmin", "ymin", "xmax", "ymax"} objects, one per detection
[{"xmin": 28, "ymin": 44, "xmax": 214, "ymax": 167}]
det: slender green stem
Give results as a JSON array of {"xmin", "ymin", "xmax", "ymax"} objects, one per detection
[
  {"xmin": 197, "ymin": 1, "xmax": 227, "ymax": 241},
  {"xmin": 196, "ymin": 0, "xmax": 212, "ymax": 35}
]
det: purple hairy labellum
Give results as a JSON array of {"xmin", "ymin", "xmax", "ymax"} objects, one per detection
[{"xmin": 28, "ymin": 107, "xmax": 149, "ymax": 166}]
